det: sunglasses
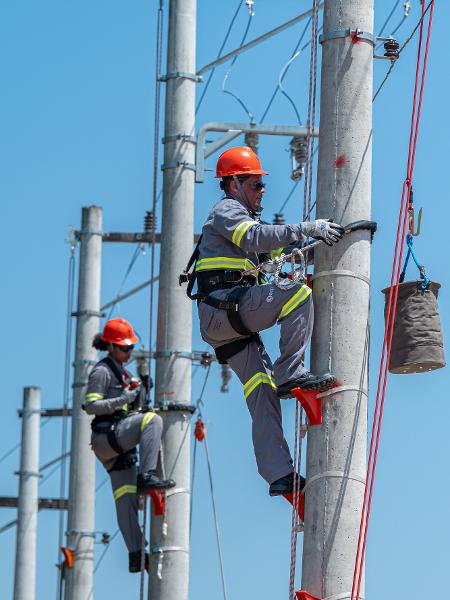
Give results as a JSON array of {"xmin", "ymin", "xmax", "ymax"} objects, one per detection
[
  {"xmin": 115, "ymin": 344, "xmax": 135, "ymax": 353},
  {"xmin": 249, "ymin": 181, "xmax": 266, "ymax": 191}
]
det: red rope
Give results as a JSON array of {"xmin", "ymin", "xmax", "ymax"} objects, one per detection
[{"xmin": 351, "ymin": 3, "xmax": 435, "ymax": 599}]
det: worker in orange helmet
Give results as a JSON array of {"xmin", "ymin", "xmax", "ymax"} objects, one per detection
[
  {"xmin": 182, "ymin": 146, "xmax": 344, "ymax": 497},
  {"xmin": 83, "ymin": 317, "xmax": 175, "ymax": 573}
]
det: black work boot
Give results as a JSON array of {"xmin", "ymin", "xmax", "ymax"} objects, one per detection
[
  {"xmin": 276, "ymin": 371, "xmax": 336, "ymax": 398},
  {"xmin": 136, "ymin": 470, "xmax": 176, "ymax": 494},
  {"xmin": 269, "ymin": 472, "xmax": 306, "ymax": 497},
  {"xmin": 129, "ymin": 550, "xmax": 149, "ymax": 573}
]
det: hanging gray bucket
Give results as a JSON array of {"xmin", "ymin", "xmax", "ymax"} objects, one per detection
[{"xmin": 382, "ymin": 280, "xmax": 445, "ymax": 374}]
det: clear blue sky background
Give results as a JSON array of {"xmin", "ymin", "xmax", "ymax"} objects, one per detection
[{"xmin": 1, "ymin": 1, "xmax": 449, "ymax": 599}]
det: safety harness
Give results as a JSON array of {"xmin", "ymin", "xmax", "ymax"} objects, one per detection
[
  {"xmin": 179, "ymin": 235, "xmax": 263, "ymax": 362},
  {"xmin": 90, "ymin": 356, "xmax": 138, "ymax": 472}
]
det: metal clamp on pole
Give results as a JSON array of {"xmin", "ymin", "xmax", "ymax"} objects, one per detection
[
  {"xmin": 71, "ymin": 310, "xmax": 105, "ymax": 318},
  {"xmin": 158, "ymin": 71, "xmax": 204, "ymax": 83},
  {"xmin": 74, "ymin": 229, "xmax": 103, "ymax": 239},
  {"xmin": 161, "ymin": 161, "xmax": 196, "ymax": 173},
  {"xmin": 162, "ymin": 134, "xmax": 196, "ymax": 144},
  {"xmin": 319, "ymin": 28, "xmax": 375, "ymax": 46}
]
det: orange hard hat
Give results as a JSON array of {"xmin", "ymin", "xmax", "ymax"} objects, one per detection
[
  {"xmin": 215, "ymin": 146, "xmax": 268, "ymax": 178},
  {"xmin": 100, "ymin": 318, "xmax": 139, "ymax": 346}
]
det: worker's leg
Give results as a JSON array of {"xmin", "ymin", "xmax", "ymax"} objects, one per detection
[
  {"xmin": 227, "ymin": 340, "xmax": 293, "ymax": 484},
  {"xmin": 110, "ymin": 466, "xmax": 143, "ymax": 552},
  {"xmin": 199, "ymin": 283, "xmax": 313, "ymax": 385},
  {"xmin": 115, "ymin": 412, "xmax": 163, "ymax": 473}
]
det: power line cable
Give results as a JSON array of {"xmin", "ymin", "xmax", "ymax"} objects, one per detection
[
  {"xmin": 196, "ymin": 0, "xmax": 243, "ymax": 115},
  {"xmin": 0, "ymin": 417, "xmax": 51, "ymax": 467},
  {"xmin": 93, "ymin": 529, "xmax": 120, "ymax": 573},
  {"xmin": 377, "ymin": 0, "xmax": 401, "ymax": 37},
  {"xmin": 373, "ymin": 1, "xmax": 433, "ymax": 102},
  {"xmin": 106, "ymin": 244, "xmax": 143, "ymax": 320},
  {"xmin": 221, "ymin": 9, "xmax": 255, "ymax": 121}
]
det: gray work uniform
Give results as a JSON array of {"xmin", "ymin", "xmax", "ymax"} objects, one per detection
[
  {"xmin": 197, "ymin": 195, "xmax": 313, "ymax": 485},
  {"xmin": 84, "ymin": 358, "xmax": 162, "ymax": 553}
]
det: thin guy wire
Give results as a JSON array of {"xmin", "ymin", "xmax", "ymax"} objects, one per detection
[
  {"xmin": 189, "ymin": 437, "xmax": 198, "ymax": 537},
  {"xmin": 56, "ymin": 246, "xmax": 76, "ymax": 600},
  {"xmin": 106, "ymin": 244, "xmax": 142, "ymax": 320},
  {"xmin": 204, "ymin": 433, "xmax": 228, "ymax": 600},
  {"xmin": 373, "ymin": 1, "xmax": 433, "ymax": 102},
  {"xmin": 0, "ymin": 417, "xmax": 51, "ymax": 466},
  {"xmin": 377, "ymin": 0, "xmax": 401, "ymax": 37},
  {"xmin": 93, "ymin": 529, "xmax": 120, "ymax": 573},
  {"xmin": 148, "ymin": 0, "xmax": 165, "ymax": 403},
  {"xmin": 196, "ymin": 0, "xmax": 243, "ymax": 115},
  {"xmin": 278, "ymin": 52, "xmax": 303, "ymax": 125}
]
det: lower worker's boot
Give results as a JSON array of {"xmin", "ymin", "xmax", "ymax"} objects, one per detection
[
  {"xmin": 269, "ymin": 472, "xmax": 306, "ymax": 496},
  {"xmin": 136, "ymin": 470, "xmax": 176, "ymax": 493},
  {"xmin": 277, "ymin": 371, "xmax": 336, "ymax": 398},
  {"xmin": 128, "ymin": 550, "xmax": 149, "ymax": 573}
]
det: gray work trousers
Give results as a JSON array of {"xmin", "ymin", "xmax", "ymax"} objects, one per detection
[
  {"xmin": 91, "ymin": 411, "xmax": 162, "ymax": 552},
  {"xmin": 198, "ymin": 282, "xmax": 313, "ymax": 485}
]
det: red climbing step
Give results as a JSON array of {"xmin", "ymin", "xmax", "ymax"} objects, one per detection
[
  {"xmin": 284, "ymin": 491, "xmax": 305, "ymax": 521},
  {"xmin": 148, "ymin": 490, "xmax": 165, "ymax": 516},
  {"xmin": 295, "ymin": 592, "xmax": 321, "ymax": 600},
  {"xmin": 291, "ymin": 388, "xmax": 323, "ymax": 425}
]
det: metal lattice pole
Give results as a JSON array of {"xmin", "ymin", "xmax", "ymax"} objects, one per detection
[
  {"xmin": 65, "ymin": 206, "xmax": 102, "ymax": 600},
  {"xmin": 301, "ymin": 1, "xmax": 373, "ymax": 598},
  {"xmin": 13, "ymin": 387, "xmax": 41, "ymax": 600},
  {"xmin": 148, "ymin": 1, "xmax": 197, "ymax": 599}
]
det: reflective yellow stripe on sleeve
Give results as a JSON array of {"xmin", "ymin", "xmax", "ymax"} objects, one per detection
[
  {"xmin": 231, "ymin": 220, "xmax": 258, "ymax": 247},
  {"xmin": 243, "ymin": 371, "xmax": 277, "ymax": 398},
  {"xmin": 113, "ymin": 484, "xmax": 137, "ymax": 502},
  {"xmin": 84, "ymin": 393, "xmax": 104, "ymax": 404},
  {"xmin": 270, "ymin": 247, "xmax": 284, "ymax": 259},
  {"xmin": 278, "ymin": 285, "xmax": 312, "ymax": 320},
  {"xmin": 141, "ymin": 412, "xmax": 156, "ymax": 432},
  {"xmin": 195, "ymin": 256, "xmax": 256, "ymax": 272}
]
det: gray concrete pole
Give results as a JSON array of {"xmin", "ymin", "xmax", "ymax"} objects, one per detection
[
  {"xmin": 149, "ymin": 1, "xmax": 196, "ymax": 599},
  {"xmin": 13, "ymin": 387, "xmax": 41, "ymax": 600},
  {"xmin": 301, "ymin": 2, "xmax": 373, "ymax": 599},
  {"xmin": 65, "ymin": 206, "xmax": 102, "ymax": 600}
]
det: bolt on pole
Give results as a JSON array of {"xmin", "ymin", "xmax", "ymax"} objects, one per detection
[
  {"xmin": 65, "ymin": 206, "xmax": 102, "ymax": 600},
  {"xmin": 13, "ymin": 387, "xmax": 41, "ymax": 600},
  {"xmin": 149, "ymin": 1, "xmax": 197, "ymax": 598},
  {"xmin": 301, "ymin": 1, "xmax": 373, "ymax": 598}
]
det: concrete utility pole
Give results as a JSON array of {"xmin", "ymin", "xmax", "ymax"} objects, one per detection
[
  {"xmin": 66, "ymin": 206, "xmax": 102, "ymax": 600},
  {"xmin": 149, "ymin": 1, "xmax": 197, "ymax": 598},
  {"xmin": 302, "ymin": 2, "xmax": 373, "ymax": 599},
  {"xmin": 14, "ymin": 387, "xmax": 41, "ymax": 600}
]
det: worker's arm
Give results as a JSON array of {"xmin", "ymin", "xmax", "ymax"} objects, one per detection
[
  {"xmin": 83, "ymin": 367, "xmax": 138, "ymax": 416},
  {"xmin": 213, "ymin": 199, "xmax": 303, "ymax": 253},
  {"xmin": 214, "ymin": 200, "xmax": 344, "ymax": 252}
]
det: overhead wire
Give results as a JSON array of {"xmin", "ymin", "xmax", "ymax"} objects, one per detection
[
  {"xmin": 0, "ymin": 417, "xmax": 51, "ymax": 467},
  {"xmin": 221, "ymin": 6, "xmax": 256, "ymax": 122},
  {"xmin": 373, "ymin": 1, "xmax": 433, "ymax": 102},
  {"xmin": 196, "ymin": 0, "xmax": 243, "ymax": 115},
  {"xmin": 106, "ymin": 244, "xmax": 143, "ymax": 320}
]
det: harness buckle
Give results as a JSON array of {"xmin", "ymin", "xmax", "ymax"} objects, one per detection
[
  {"xmin": 179, "ymin": 272, "xmax": 190, "ymax": 286},
  {"xmin": 222, "ymin": 270, "xmax": 243, "ymax": 283}
]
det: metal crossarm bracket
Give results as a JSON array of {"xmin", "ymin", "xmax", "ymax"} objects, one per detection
[
  {"xmin": 158, "ymin": 71, "xmax": 203, "ymax": 83},
  {"xmin": 319, "ymin": 28, "xmax": 375, "ymax": 46},
  {"xmin": 161, "ymin": 161, "xmax": 196, "ymax": 172},
  {"xmin": 71, "ymin": 310, "xmax": 104, "ymax": 318}
]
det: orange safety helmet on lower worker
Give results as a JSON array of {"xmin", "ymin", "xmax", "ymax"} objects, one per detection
[
  {"xmin": 100, "ymin": 318, "xmax": 139, "ymax": 346},
  {"xmin": 215, "ymin": 145, "xmax": 269, "ymax": 178}
]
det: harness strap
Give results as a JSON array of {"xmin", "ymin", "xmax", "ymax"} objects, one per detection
[
  {"xmin": 214, "ymin": 333, "xmax": 263, "ymax": 364},
  {"xmin": 107, "ymin": 422, "xmax": 125, "ymax": 455}
]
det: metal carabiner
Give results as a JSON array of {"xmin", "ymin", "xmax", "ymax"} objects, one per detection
[{"xmin": 408, "ymin": 206, "xmax": 422, "ymax": 237}]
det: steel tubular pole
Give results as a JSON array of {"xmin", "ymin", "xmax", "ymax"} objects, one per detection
[
  {"xmin": 301, "ymin": 1, "xmax": 373, "ymax": 599},
  {"xmin": 148, "ymin": 1, "xmax": 196, "ymax": 599},
  {"xmin": 65, "ymin": 206, "xmax": 102, "ymax": 600},
  {"xmin": 13, "ymin": 387, "xmax": 41, "ymax": 600}
]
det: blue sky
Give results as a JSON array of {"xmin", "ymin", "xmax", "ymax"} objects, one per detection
[{"xmin": 1, "ymin": 1, "xmax": 449, "ymax": 599}]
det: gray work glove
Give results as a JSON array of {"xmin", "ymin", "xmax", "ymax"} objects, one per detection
[
  {"xmin": 120, "ymin": 387, "xmax": 140, "ymax": 407},
  {"xmin": 301, "ymin": 219, "xmax": 345, "ymax": 246}
]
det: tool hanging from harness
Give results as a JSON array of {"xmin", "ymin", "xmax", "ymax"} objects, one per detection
[
  {"xmin": 90, "ymin": 356, "xmax": 138, "ymax": 472},
  {"xmin": 179, "ymin": 235, "xmax": 263, "ymax": 362}
]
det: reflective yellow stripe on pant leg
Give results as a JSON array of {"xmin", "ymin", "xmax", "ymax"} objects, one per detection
[
  {"xmin": 141, "ymin": 412, "xmax": 156, "ymax": 432},
  {"xmin": 278, "ymin": 285, "xmax": 312, "ymax": 320},
  {"xmin": 243, "ymin": 372, "xmax": 277, "ymax": 398},
  {"xmin": 113, "ymin": 484, "xmax": 137, "ymax": 501}
]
